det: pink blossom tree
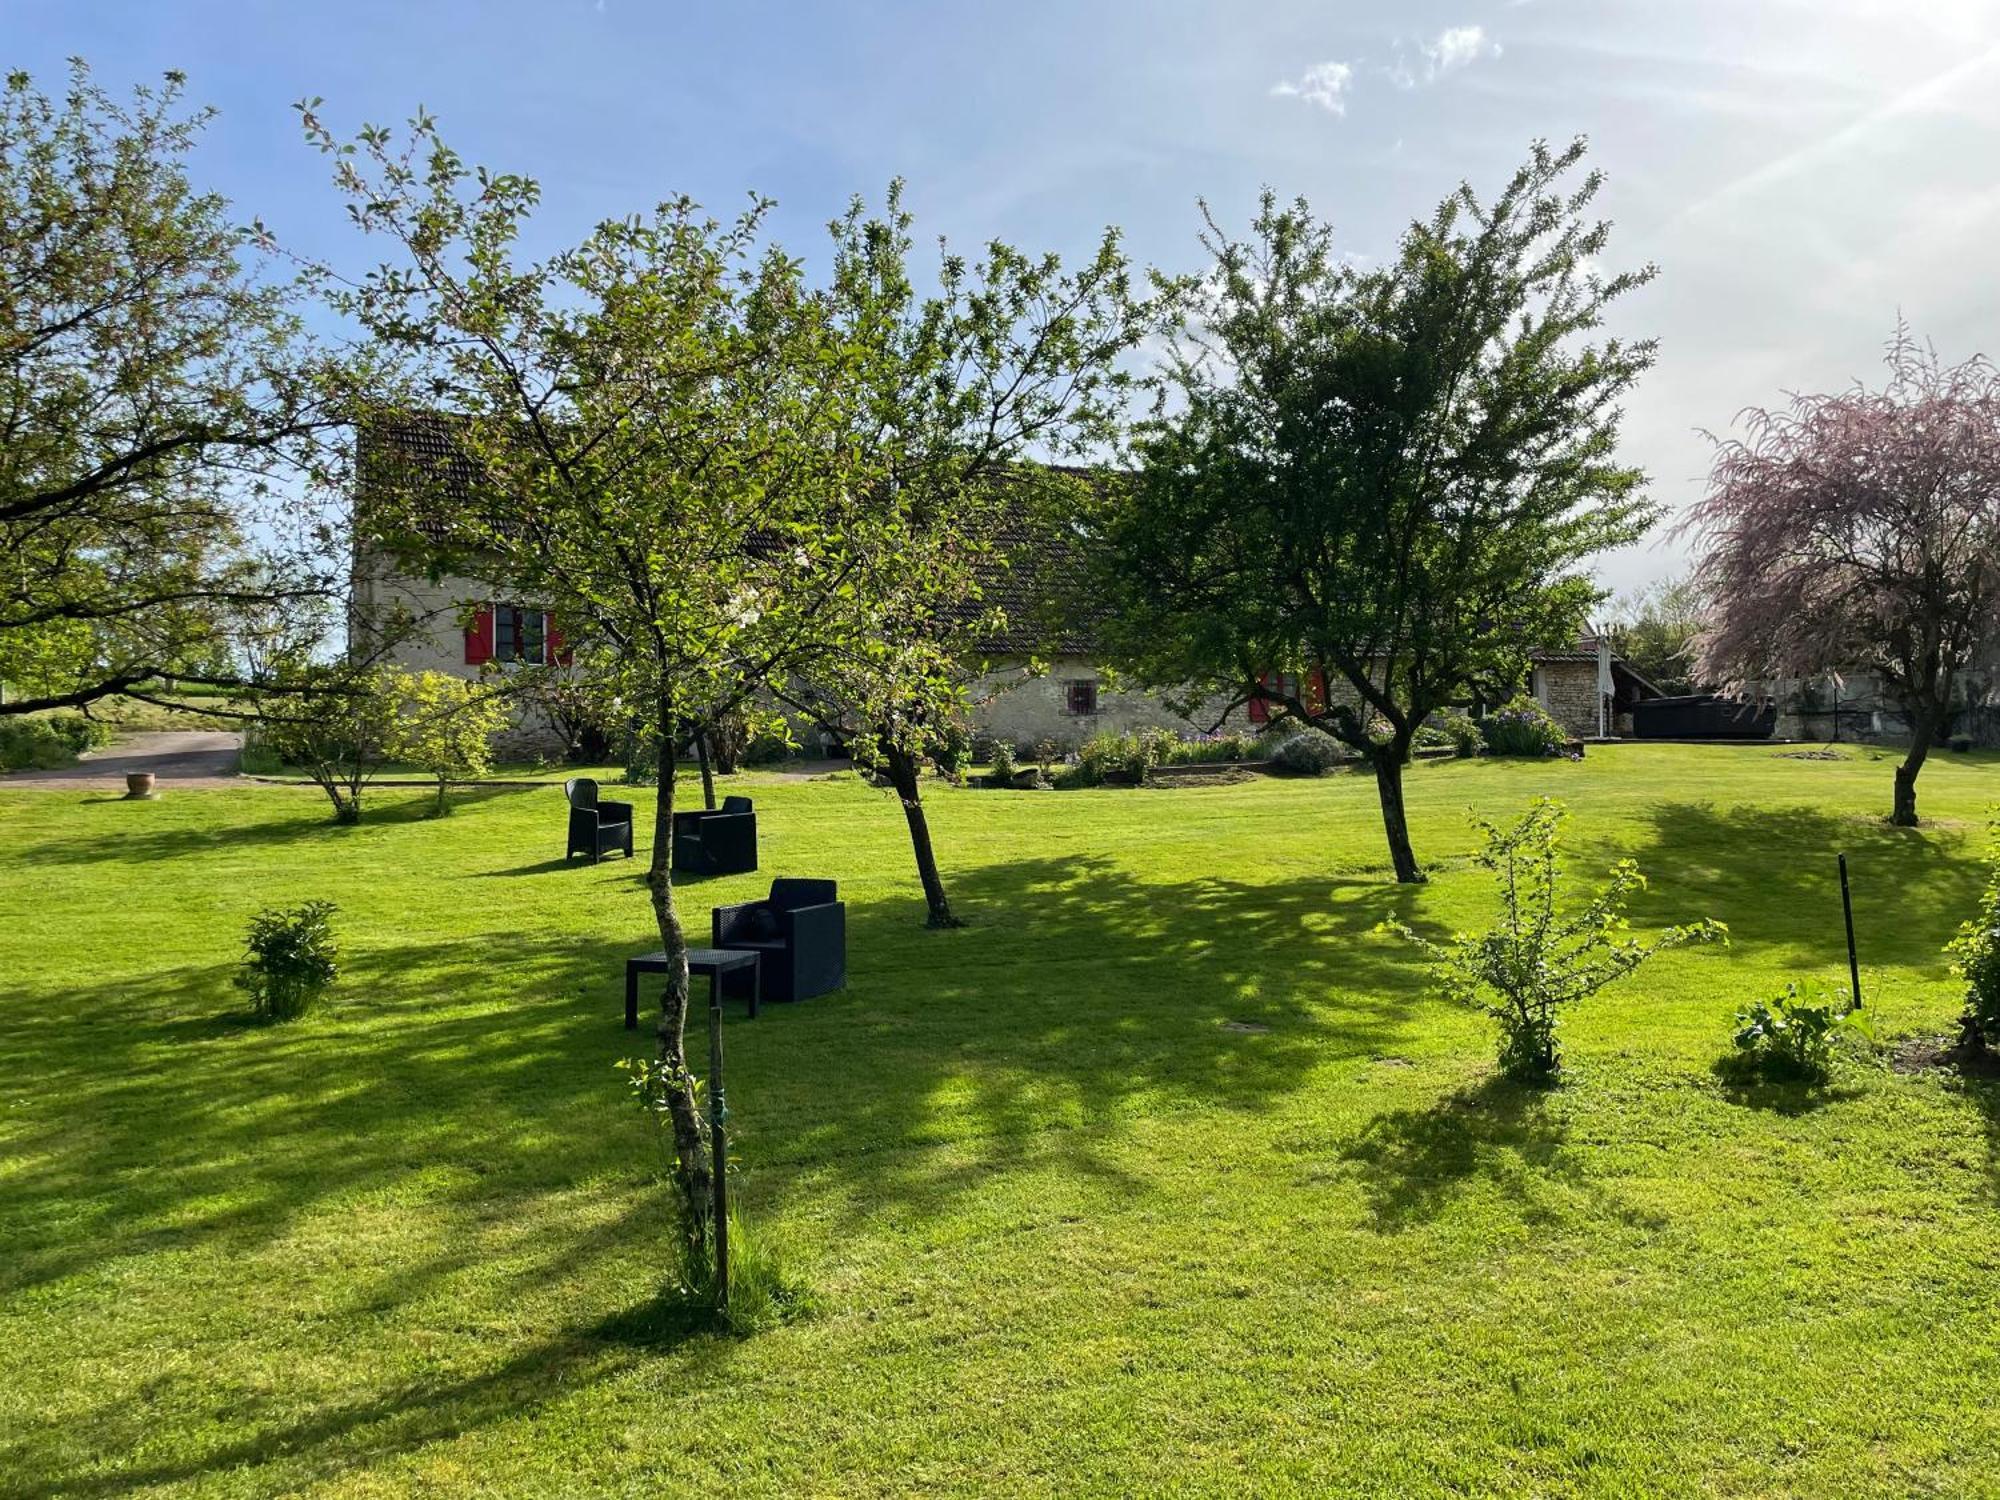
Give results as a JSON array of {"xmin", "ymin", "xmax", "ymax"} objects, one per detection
[{"xmin": 1687, "ymin": 331, "xmax": 2000, "ymax": 825}]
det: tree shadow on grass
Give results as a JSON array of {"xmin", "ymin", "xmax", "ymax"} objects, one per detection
[
  {"xmin": 12, "ymin": 1291, "xmax": 734, "ymax": 1500},
  {"xmin": 1631, "ymin": 801, "xmax": 1982, "ymax": 972},
  {"xmin": 1328, "ymin": 1075, "xmax": 1574, "ymax": 1230},
  {"xmin": 0, "ymin": 842, "xmax": 1443, "ymax": 1490},
  {"xmin": 743, "ymin": 853, "xmax": 1443, "ymax": 1228},
  {"xmin": 13, "ymin": 784, "xmax": 543, "ymax": 868}
]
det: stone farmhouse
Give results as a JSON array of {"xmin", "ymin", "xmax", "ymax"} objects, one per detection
[{"xmin": 351, "ymin": 415, "xmax": 1658, "ymax": 759}]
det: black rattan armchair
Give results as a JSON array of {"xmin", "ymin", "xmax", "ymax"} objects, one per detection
[
  {"xmin": 671, "ymin": 794, "xmax": 758, "ymax": 876},
  {"xmin": 713, "ymin": 877, "xmax": 845, "ymax": 1004},
  {"xmin": 565, "ymin": 777, "xmax": 634, "ymax": 863}
]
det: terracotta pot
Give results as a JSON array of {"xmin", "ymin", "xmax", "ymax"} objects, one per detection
[{"xmin": 125, "ymin": 771, "xmax": 157, "ymax": 799}]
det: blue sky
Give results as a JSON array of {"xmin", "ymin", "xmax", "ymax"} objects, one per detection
[{"xmin": 13, "ymin": 0, "xmax": 2000, "ymax": 592}]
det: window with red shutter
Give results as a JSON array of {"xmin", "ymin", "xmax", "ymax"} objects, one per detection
[{"xmin": 464, "ymin": 607, "xmax": 495, "ymax": 665}]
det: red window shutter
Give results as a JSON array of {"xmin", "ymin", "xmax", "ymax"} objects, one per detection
[
  {"xmin": 465, "ymin": 607, "xmax": 494, "ymax": 665},
  {"xmin": 547, "ymin": 614, "xmax": 572, "ymax": 666},
  {"xmin": 1308, "ymin": 668, "xmax": 1327, "ymax": 714},
  {"xmin": 1248, "ymin": 673, "xmax": 1271, "ymax": 724}
]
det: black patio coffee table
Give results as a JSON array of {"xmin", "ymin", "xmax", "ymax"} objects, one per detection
[{"xmin": 625, "ymin": 947, "xmax": 760, "ymax": 1029}]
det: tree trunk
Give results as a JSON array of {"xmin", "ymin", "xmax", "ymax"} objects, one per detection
[
  {"xmin": 1371, "ymin": 747, "xmax": 1425, "ymax": 884},
  {"xmin": 647, "ymin": 692, "xmax": 713, "ymax": 1247},
  {"xmin": 1891, "ymin": 700, "xmax": 1943, "ymax": 827},
  {"xmin": 693, "ymin": 725, "xmax": 716, "ymax": 811},
  {"xmin": 883, "ymin": 739, "xmax": 960, "ymax": 928}
]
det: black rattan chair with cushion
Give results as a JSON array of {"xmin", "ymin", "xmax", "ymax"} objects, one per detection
[
  {"xmin": 565, "ymin": 777, "xmax": 634, "ymax": 863},
  {"xmin": 712, "ymin": 877, "xmax": 845, "ymax": 1004}
]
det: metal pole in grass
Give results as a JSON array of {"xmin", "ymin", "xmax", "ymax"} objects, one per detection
[
  {"xmin": 708, "ymin": 985, "xmax": 729, "ymax": 1311},
  {"xmin": 1840, "ymin": 852, "xmax": 1863, "ymax": 1010}
]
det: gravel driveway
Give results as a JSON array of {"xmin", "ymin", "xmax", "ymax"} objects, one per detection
[{"xmin": 0, "ymin": 730, "xmax": 244, "ymax": 789}]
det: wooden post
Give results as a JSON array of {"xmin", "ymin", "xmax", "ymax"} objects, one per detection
[
  {"xmin": 707, "ymin": 983, "xmax": 729, "ymax": 1310},
  {"xmin": 1840, "ymin": 852, "xmax": 1863, "ymax": 1010}
]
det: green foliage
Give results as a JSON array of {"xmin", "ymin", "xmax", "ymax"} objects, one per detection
[
  {"xmin": 1480, "ymin": 695, "xmax": 1568, "ymax": 758},
  {"xmin": 1949, "ymin": 823, "xmax": 2000, "ymax": 1051},
  {"xmin": 0, "ymin": 711, "xmax": 111, "ymax": 770},
  {"xmin": 1054, "ymin": 728, "xmax": 1260, "ymax": 787},
  {"xmin": 927, "ymin": 720, "xmax": 972, "ymax": 781},
  {"xmin": 1439, "ymin": 708, "xmax": 1483, "ymax": 759},
  {"xmin": 233, "ymin": 900, "xmax": 338, "ymax": 1022},
  {"xmin": 1270, "ymin": 727, "xmax": 1346, "ymax": 776},
  {"xmin": 984, "ymin": 740, "xmax": 1017, "ymax": 787},
  {"xmin": 1731, "ymin": 982, "xmax": 1873, "ymax": 1082},
  {"xmin": 386, "ymin": 670, "xmax": 508, "ymax": 816},
  {"xmin": 245, "ymin": 664, "xmax": 397, "ymax": 823},
  {"xmin": 1, "ymin": 63, "xmax": 352, "ymax": 718},
  {"xmin": 1383, "ymin": 799, "xmax": 1727, "ymax": 1083},
  {"xmin": 1089, "ymin": 139, "xmax": 1657, "ymax": 880},
  {"xmin": 1605, "ymin": 575, "xmax": 1704, "ymax": 696}
]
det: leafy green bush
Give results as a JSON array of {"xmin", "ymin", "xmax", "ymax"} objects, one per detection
[
  {"xmin": 1732, "ymin": 982, "xmax": 1873, "ymax": 1081},
  {"xmin": 0, "ymin": 711, "xmax": 111, "ymax": 770},
  {"xmin": 1382, "ymin": 799, "xmax": 1727, "ymax": 1083},
  {"xmin": 927, "ymin": 721, "xmax": 972, "ymax": 780},
  {"xmin": 1270, "ymin": 727, "xmax": 1345, "ymax": 775},
  {"xmin": 1439, "ymin": 708, "xmax": 1483, "ymax": 758},
  {"xmin": 233, "ymin": 901, "xmax": 339, "ymax": 1022},
  {"xmin": 1479, "ymin": 695, "xmax": 1566, "ymax": 758},
  {"xmin": 1950, "ymin": 824, "xmax": 2000, "ymax": 1052},
  {"xmin": 984, "ymin": 740, "xmax": 1016, "ymax": 788},
  {"xmin": 1414, "ymin": 723, "xmax": 1453, "ymax": 751},
  {"xmin": 1172, "ymin": 732, "xmax": 1259, "ymax": 765}
]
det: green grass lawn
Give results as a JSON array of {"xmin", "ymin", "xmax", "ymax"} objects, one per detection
[{"xmin": 4, "ymin": 745, "xmax": 2000, "ymax": 1497}]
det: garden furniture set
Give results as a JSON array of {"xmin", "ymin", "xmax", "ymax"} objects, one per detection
[{"xmin": 567, "ymin": 785, "xmax": 846, "ymax": 1026}]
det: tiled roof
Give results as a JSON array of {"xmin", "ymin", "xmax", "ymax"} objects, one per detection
[{"xmin": 358, "ymin": 414, "xmax": 1628, "ymax": 669}]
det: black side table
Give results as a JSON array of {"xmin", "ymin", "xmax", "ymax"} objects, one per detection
[{"xmin": 626, "ymin": 947, "xmax": 760, "ymax": 1029}]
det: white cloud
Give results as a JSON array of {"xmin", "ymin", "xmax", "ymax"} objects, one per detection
[
  {"xmin": 1428, "ymin": 25, "xmax": 1500, "ymax": 75},
  {"xmin": 1391, "ymin": 25, "xmax": 1502, "ymax": 87},
  {"xmin": 1271, "ymin": 60, "xmax": 1355, "ymax": 116}
]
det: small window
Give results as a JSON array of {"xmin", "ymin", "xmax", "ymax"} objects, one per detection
[
  {"xmin": 1065, "ymin": 679, "xmax": 1099, "ymax": 716},
  {"xmin": 494, "ymin": 605, "xmax": 547, "ymax": 665}
]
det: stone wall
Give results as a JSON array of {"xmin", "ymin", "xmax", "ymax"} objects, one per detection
[
  {"xmin": 966, "ymin": 658, "xmax": 1242, "ymax": 754},
  {"xmin": 1536, "ymin": 661, "xmax": 1608, "ymax": 739},
  {"xmin": 352, "ymin": 546, "xmax": 567, "ymax": 759}
]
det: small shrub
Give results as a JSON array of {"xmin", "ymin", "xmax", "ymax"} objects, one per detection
[
  {"xmin": 233, "ymin": 901, "xmax": 339, "ymax": 1022},
  {"xmin": 984, "ymin": 740, "xmax": 1016, "ymax": 788},
  {"xmin": 387, "ymin": 669, "xmax": 508, "ymax": 816},
  {"xmin": 1732, "ymin": 982, "xmax": 1873, "ymax": 1081},
  {"xmin": 1168, "ymin": 732, "xmax": 1258, "ymax": 765},
  {"xmin": 928, "ymin": 721, "xmax": 972, "ymax": 780},
  {"xmin": 1414, "ymin": 723, "xmax": 1453, "ymax": 751},
  {"xmin": 1270, "ymin": 727, "xmax": 1345, "ymax": 775},
  {"xmin": 1950, "ymin": 823, "xmax": 2000, "ymax": 1052},
  {"xmin": 1382, "ymin": 799, "xmax": 1727, "ymax": 1083},
  {"xmin": 1440, "ymin": 708, "xmax": 1483, "ymax": 758},
  {"xmin": 1479, "ymin": 695, "xmax": 1567, "ymax": 758},
  {"xmin": 0, "ymin": 711, "xmax": 111, "ymax": 770},
  {"xmin": 742, "ymin": 729, "xmax": 794, "ymax": 767}
]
